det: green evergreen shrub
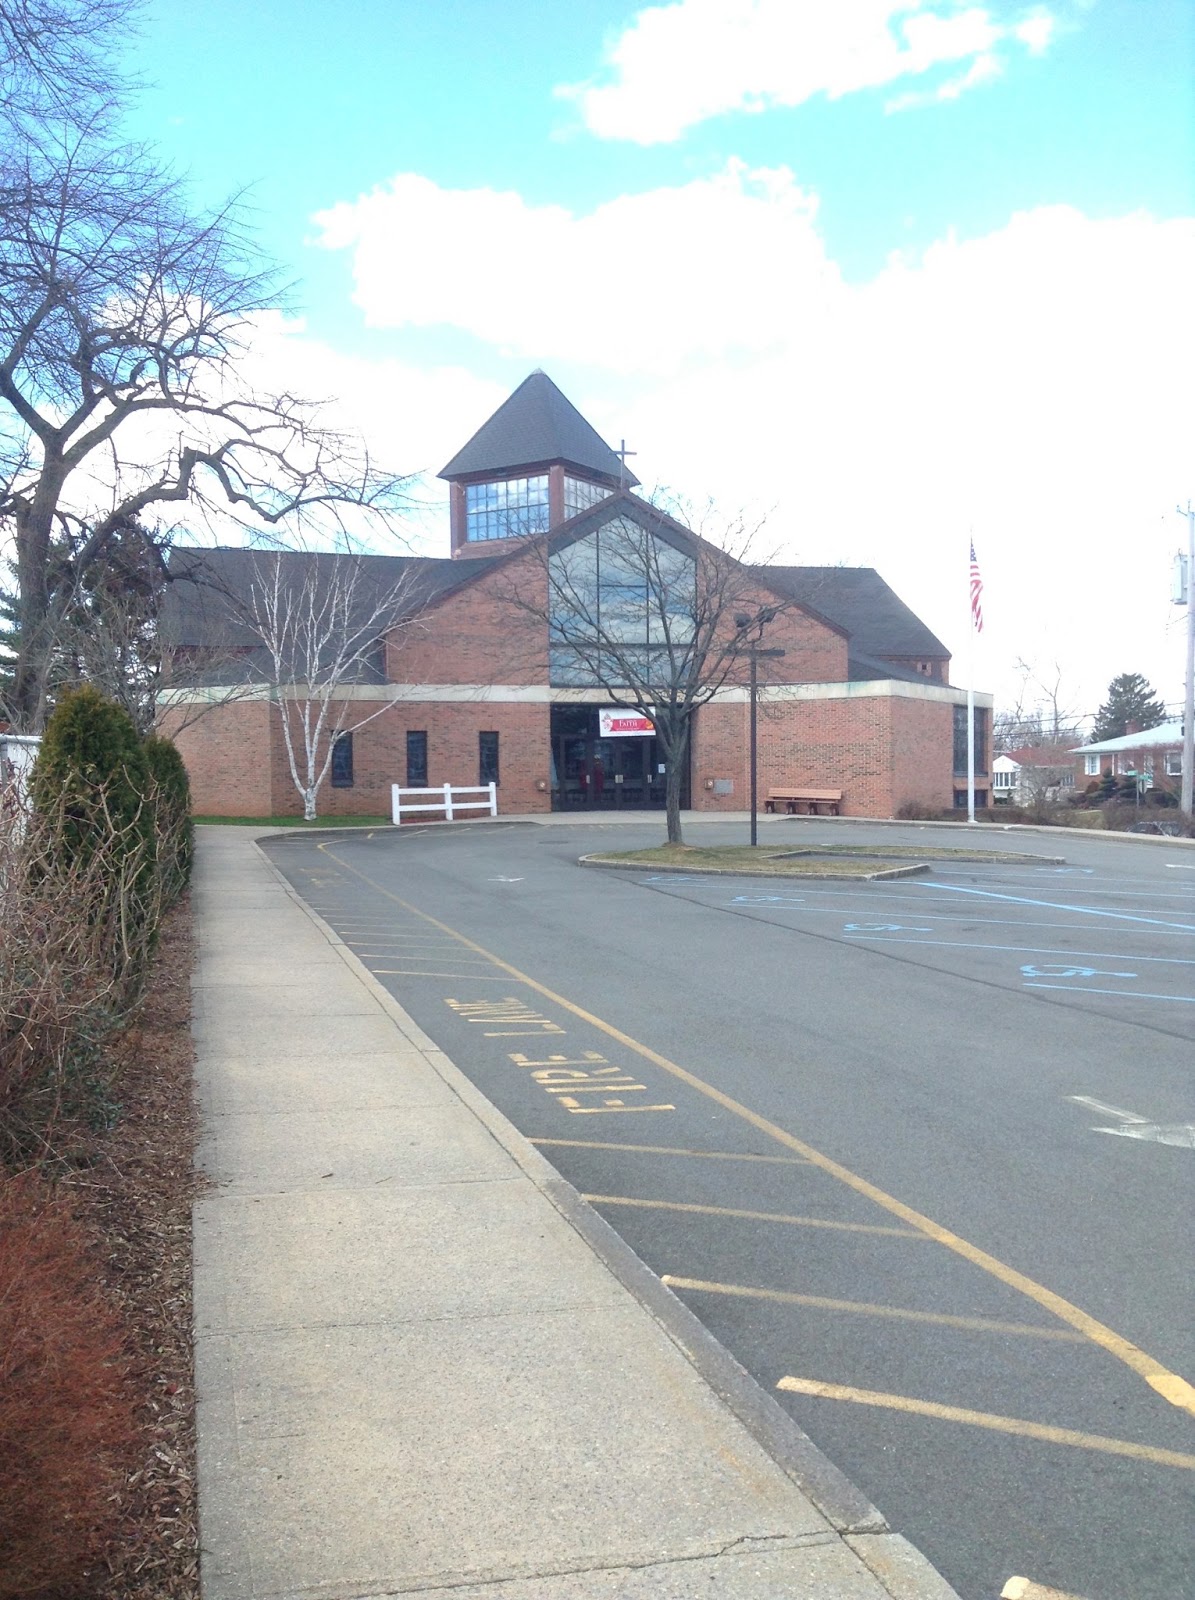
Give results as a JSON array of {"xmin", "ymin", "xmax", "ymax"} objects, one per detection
[
  {"xmin": 28, "ymin": 686, "xmax": 158, "ymax": 1002},
  {"xmin": 143, "ymin": 734, "xmax": 193, "ymax": 899},
  {"xmin": 30, "ymin": 684, "xmax": 152, "ymax": 869}
]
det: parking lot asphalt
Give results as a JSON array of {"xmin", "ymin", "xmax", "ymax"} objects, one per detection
[{"xmin": 263, "ymin": 816, "xmax": 1195, "ymax": 1600}]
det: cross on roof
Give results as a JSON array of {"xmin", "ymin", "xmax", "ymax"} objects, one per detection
[{"xmin": 616, "ymin": 438, "xmax": 636, "ymax": 488}]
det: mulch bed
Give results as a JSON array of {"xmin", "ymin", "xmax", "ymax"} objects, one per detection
[{"xmin": 58, "ymin": 895, "xmax": 202, "ymax": 1600}]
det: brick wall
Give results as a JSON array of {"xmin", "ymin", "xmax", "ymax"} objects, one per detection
[
  {"xmin": 160, "ymin": 699, "xmax": 274, "ymax": 816},
  {"xmin": 387, "ymin": 557, "xmax": 548, "ymax": 686},
  {"xmin": 691, "ymin": 690, "xmax": 960, "ymax": 816},
  {"xmin": 277, "ymin": 700, "xmax": 552, "ymax": 819},
  {"xmin": 711, "ymin": 581, "xmax": 850, "ymax": 688},
  {"xmin": 164, "ymin": 694, "xmax": 552, "ymax": 820},
  {"xmin": 166, "ymin": 684, "xmax": 968, "ymax": 821},
  {"xmin": 161, "ymin": 537, "xmax": 977, "ymax": 821}
]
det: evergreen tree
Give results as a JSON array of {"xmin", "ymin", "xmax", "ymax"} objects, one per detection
[
  {"xmin": 1090, "ymin": 673, "xmax": 1168, "ymax": 742},
  {"xmin": 50, "ymin": 520, "xmax": 170, "ymax": 734},
  {"xmin": 143, "ymin": 733, "xmax": 193, "ymax": 898},
  {"xmin": 1, "ymin": 523, "xmax": 169, "ymax": 732},
  {"xmin": 30, "ymin": 684, "xmax": 152, "ymax": 875},
  {"xmin": 0, "ymin": 558, "xmax": 17, "ymax": 716}
]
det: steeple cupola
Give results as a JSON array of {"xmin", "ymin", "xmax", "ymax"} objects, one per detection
[{"xmin": 439, "ymin": 370, "xmax": 638, "ymax": 557}]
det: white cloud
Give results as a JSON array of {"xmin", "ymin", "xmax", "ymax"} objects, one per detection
[
  {"xmin": 557, "ymin": 0, "xmax": 1061, "ymax": 144},
  {"xmin": 304, "ymin": 163, "xmax": 1194, "ymax": 715},
  {"xmin": 885, "ymin": 47, "xmax": 1002, "ymax": 110},
  {"xmin": 313, "ymin": 162, "xmax": 836, "ymax": 378},
  {"xmin": 1014, "ymin": 10, "xmax": 1058, "ymax": 52}
]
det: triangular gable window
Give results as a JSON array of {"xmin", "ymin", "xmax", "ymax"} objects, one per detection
[{"xmin": 549, "ymin": 514, "xmax": 696, "ymax": 686}]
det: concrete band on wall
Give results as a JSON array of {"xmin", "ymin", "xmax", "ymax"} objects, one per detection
[{"xmin": 158, "ymin": 679, "xmax": 994, "ymax": 709}]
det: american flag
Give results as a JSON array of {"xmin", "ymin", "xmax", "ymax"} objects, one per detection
[{"xmin": 969, "ymin": 540, "xmax": 984, "ymax": 633}]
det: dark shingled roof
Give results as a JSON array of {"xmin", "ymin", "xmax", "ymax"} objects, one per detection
[
  {"xmin": 439, "ymin": 371, "xmax": 639, "ymax": 488},
  {"xmin": 161, "ymin": 547, "xmax": 503, "ymax": 683},
  {"xmin": 845, "ymin": 648, "xmax": 937, "ymax": 686},
  {"xmin": 162, "ymin": 541, "xmax": 950, "ymax": 692},
  {"xmin": 755, "ymin": 565, "xmax": 950, "ymax": 664}
]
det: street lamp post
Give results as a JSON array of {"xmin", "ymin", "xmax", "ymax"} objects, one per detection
[
  {"xmin": 734, "ymin": 611, "xmax": 785, "ymax": 847},
  {"xmin": 1178, "ymin": 502, "xmax": 1194, "ymax": 818}
]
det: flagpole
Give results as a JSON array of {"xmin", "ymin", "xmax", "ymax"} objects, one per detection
[
  {"xmin": 967, "ymin": 647, "xmax": 976, "ymax": 823},
  {"xmin": 967, "ymin": 537, "xmax": 983, "ymax": 824}
]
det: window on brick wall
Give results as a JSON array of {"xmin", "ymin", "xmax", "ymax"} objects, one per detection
[
  {"xmin": 331, "ymin": 732, "xmax": 354, "ymax": 787},
  {"xmin": 406, "ymin": 730, "xmax": 428, "ymax": 787},
  {"xmin": 952, "ymin": 705, "xmax": 989, "ymax": 775},
  {"xmin": 479, "ymin": 731, "xmax": 499, "ymax": 786}
]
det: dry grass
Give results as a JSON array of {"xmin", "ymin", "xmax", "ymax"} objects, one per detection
[{"xmin": 584, "ymin": 841, "xmax": 1060, "ymax": 877}]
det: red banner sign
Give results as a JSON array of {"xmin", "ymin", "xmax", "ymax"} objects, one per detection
[{"xmin": 598, "ymin": 709, "xmax": 655, "ymax": 737}]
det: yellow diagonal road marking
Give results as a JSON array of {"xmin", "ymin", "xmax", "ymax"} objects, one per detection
[
  {"xmin": 777, "ymin": 1377, "xmax": 1195, "ymax": 1470},
  {"xmin": 318, "ymin": 844, "xmax": 1195, "ymax": 1417},
  {"xmin": 584, "ymin": 1194, "xmax": 925, "ymax": 1237},
  {"xmin": 532, "ymin": 1139, "xmax": 808, "ymax": 1164},
  {"xmin": 664, "ymin": 1275, "xmax": 1085, "ymax": 1340}
]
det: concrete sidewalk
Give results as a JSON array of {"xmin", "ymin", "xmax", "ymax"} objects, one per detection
[{"xmin": 191, "ymin": 827, "xmax": 959, "ymax": 1600}]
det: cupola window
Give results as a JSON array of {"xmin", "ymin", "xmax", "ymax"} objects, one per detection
[
  {"xmin": 465, "ymin": 475, "xmax": 550, "ymax": 541},
  {"xmin": 564, "ymin": 475, "xmax": 610, "ymax": 518}
]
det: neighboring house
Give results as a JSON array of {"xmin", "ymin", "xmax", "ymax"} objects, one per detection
[
  {"xmin": 992, "ymin": 744, "xmax": 1077, "ymax": 806},
  {"xmin": 1071, "ymin": 721, "xmax": 1187, "ymax": 794},
  {"xmin": 159, "ymin": 372, "xmax": 993, "ymax": 819}
]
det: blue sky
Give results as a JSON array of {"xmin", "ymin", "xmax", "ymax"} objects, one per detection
[{"xmin": 124, "ymin": 0, "xmax": 1195, "ymax": 724}]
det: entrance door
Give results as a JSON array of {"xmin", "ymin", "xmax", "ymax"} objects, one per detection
[{"xmin": 550, "ymin": 706, "xmax": 687, "ymax": 810}]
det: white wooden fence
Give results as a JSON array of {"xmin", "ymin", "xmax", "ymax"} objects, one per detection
[
  {"xmin": 1, "ymin": 734, "xmax": 40, "ymax": 847},
  {"xmin": 391, "ymin": 781, "xmax": 498, "ymax": 825}
]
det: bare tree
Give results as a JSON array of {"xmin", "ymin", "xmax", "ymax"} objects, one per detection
[
  {"xmin": 994, "ymin": 657, "xmax": 1084, "ymax": 753},
  {"xmin": 500, "ymin": 499, "xmax": 783, "ymax": 845},
  {"xmin": 6, "ymin": 516, "xmax": 167, "ymax": 731},
  {"xmin": 0, "ymin": 114, "xmax": 411, "ymax": 731},
  {"xmin": 0, "ymin": 0, "xmax": 137, "ymax": 130},
  {"xmin": 240, "ymin": 553, "xmax": 419, "ymax": 821}
]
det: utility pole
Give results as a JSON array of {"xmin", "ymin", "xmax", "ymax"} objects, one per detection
[{"xmin": 1177, "ymin": 502, "xmax": 1194, "ymax": 817}]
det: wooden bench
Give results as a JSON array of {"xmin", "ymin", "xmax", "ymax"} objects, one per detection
[{"xmin": 765, "ymin": 787, "xmax": 843, "ymax": 816}]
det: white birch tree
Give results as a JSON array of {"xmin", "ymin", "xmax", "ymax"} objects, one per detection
[{"xmin": 242, "ymin": 553, "xmax": 419, "ymax": 821}]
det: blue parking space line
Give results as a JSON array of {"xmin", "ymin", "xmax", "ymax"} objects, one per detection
[
  {"xmin": 841, "ymin": 936, "xmax": 1195, "ymax": 966},
  {"xmin": 1024, "ymin": 983, "xmax": 1195, "ymax": 1004},
  {"xmin": 726, "ymin": 900, "xmax": 1195, "ymax": 938},
  {"xmin": 917, "ymin": 882, "xmax": 1195, "ymax": 933}
]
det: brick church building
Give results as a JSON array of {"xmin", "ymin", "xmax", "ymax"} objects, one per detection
[{"xmin": 161, "ymin": 372, "xmax": 991, "ymax": 818}]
